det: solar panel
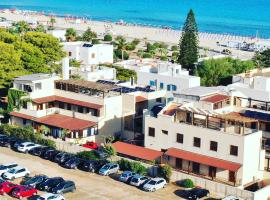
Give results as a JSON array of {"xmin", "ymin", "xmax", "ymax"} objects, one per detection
[{"xmin": 244, "ymin": 110, "xmax": 270, "ymax": 122}]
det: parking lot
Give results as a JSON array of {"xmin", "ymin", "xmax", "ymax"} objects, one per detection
[{"xmin": 0, "ymin": 147, "xmax": 185, "ymax": 200}]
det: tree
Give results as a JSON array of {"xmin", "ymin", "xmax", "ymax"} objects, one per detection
[
  {"xmin": 104, "ymin": 34, "xmax": 113, "ymax": 41},
  {"xmin": 49, "ymin": 17, "xmax": 56, "ymax": 29},
  {"xmin": 178, "ymin": 9, "xmax": 199, "ymax": 73},
  {"xmin": 103, "ymin": 145, "xmax": 116, "ymax": 161},
  {"xmin": 35, "ymin": 24, "xmax": 46, "ymax": 33},
  {"xmin": 253, "ymin": 49, "xmax": 270, "ymax": 68},
  {"xmin": 65, "ymin": 28, "xmax": 77, "ymax": 42},
  {"xmin": 82, "ymin": 27, "xmax": 97, "ymax": 42},
  {"xmin": 0, "ymin": 42, "xmax": 26, "ymax": 89},
  {"xmin": 114, "ymin": 36, "xmax": 128, "ymax": 61},
  {"xmin": 14, "ymin": 21, "xmax": 31, "ymax": 34},
  {"xmin": 69, "ymin": 59, "xmax": 81, "ymax": 68}
]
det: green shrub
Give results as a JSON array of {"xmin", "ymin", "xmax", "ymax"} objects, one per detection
[
  {"xmin": 92, "ymin": 38, "xmax": 100, "ymax": 44},
  {"xmin": 171, "ymin": 45, "xmax": 178, "ymax": 51},
  {"xmin": 114, "ymin": 49, "xmax": 129, "ymax": 60},
  {"xmin": 177, "ymin": 179, "xmax": 195, "ymax": 188},
  {"xmin": 142, "ymin": 52, "xmax": 152, "ymax": 58},
  {"xmin": 104, "ymin": 34, "xmax": 113, "ymax": 41},
  {"xmin": 160, "ymin": 56, "xmax": 168, "ymax": 61},
  {"xmin": 158, "ymin": 164, "xmax": 172, "ymax": 182},
  {"xmin": 0, "ymin": 124, "xmax": 56, "ymax": 148},
  {"xmin": 126, "ymin": 43, "xmax": 136, "ymax": 51},
  {"xmin": 117, "ymin": 158, "xmax": 147, "ymax": 175},
  {"xmin": 76, "ymin": 150, "xmax": 100, "ymax": 160}
]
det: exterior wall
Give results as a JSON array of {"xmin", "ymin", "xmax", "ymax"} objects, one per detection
[
  {"xmin": 48, "ymin": 30, "xmax": 66, "ymax": 41},
  {"xmin": 72, "ymin": 67, "xmax": 116, "ymax": 81},
  {"xmin": 137, "ymin": 71, "xmax": 200, "ymax": 94}
]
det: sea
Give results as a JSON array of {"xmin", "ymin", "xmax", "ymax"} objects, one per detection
[{"xmin": 1, "ymin": 0, "xmax": 270, "ymax": 38}]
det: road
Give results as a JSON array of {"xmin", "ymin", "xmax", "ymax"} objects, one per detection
[{"xmin": 0, "ymin": 147, "xmax": 184, "ymax": 200}]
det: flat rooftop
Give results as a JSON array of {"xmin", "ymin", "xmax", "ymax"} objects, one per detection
[
  {"xmin": 14, "ymin": 73, "xmax": 56, "ymax": 82},
  {"xmin": 180, "ymin": 86, "xmax": 226, "ymax": 98}
]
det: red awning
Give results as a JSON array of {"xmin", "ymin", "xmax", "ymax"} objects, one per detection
[
  {"xmin": 202, "ymin": 94, "xmax": 230, "ymax": 104},
  {"xmin": 33, "ymin": 96, "xmax": 103, "ymax": 110},
  {"xmin": 165, "ymin": 148, "xmax": 241, "ymax": 172},
  {"xmin": 112, "ymin": 141, "xmax": 163, "ymax": 161},
  {"xmin": 136, "ymin": 96, "xmax": 148, "ymax": 103},
  {"xmin": 10, "ymin": 112, "xmax": 96, "ymax": 131}
]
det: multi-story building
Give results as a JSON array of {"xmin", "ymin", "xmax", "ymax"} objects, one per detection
[
  {"xmin": 9, "ymin": 73, "xmax": 165, "ymax": 144},
  {"xmin": 144, "ymin": 94, "xmax": 265, "ymax": 187},
  {"xmin": 115, "ymin": 59, "xmax": 200, "ymax": 95},
  {"xmin": 63, "ymin": 42, "xmax": 113, "ymax": 65}
]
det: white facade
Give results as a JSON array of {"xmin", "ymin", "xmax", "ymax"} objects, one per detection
[
  {"xmin": 144, "ymin": 102, "xmax": 265, "ymax": 187},
  {"xmin": 48, "ymin": 30, "xmax": 66, "ymax": 42},
  {"xmin": 63, "ymin": 42, "xmax": 113, "ymax": 65},
  {"xmin": 116, "ymin": 59, "xmax": 200, "ymax": 94}
]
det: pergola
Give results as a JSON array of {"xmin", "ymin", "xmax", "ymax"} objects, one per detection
[{"xmin": 55, "ymin": 79, "xmax": 121, "ymax": 98}]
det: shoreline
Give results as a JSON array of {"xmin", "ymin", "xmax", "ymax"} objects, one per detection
[{"xmin": 1, "ymin": 8, "xmax": 266, "ymax": 60}]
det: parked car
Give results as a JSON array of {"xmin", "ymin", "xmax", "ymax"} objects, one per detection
[
  {"xmin": 99, "ymin": 163, "xmax": 119, "ymax": 176},
  {"xmin": 178, "ymin": 188, "xmax": 210, "ymax": 199},
  {"xmin": 50, "ymin": 180, "xmax": 76, "ymax": 194},
  {"xmin": 0, "ymin": 181, "xmax": 18, "ymax": 195},
  {"xmin": 82, "ymin": 141, "xmax": 99, "ymax": 150},
  {"xmin": 42, "ymin": 149, "xmax": 60, "ymax": 161},
  {"xmin": 29, "ymin": 146, "xmax": 52, "ymax": 157},
  {"xmin": 143, "ymin": 178, "xmax": 167, "ymax": 192},
  {"xmin": 63, "ymin": 157, "xmax": 82, "ymax": 169},
  {"xmin": 37, "ymin": 177, "xmax": 65, "ymax": 191},
  {"xmin": 22, "ymin": 174, "xmax": 48, "ymax": 188},
  {"xmin": 54, "ymin": 152, "xmax": 73, "ymax": 164},
  {"xmin": 222, "ymin": 196, "xmax": 244, "ymax": 200},
  {"xmin": 0, "ymin": 136, "xmax": 17, "ymax": 147},
  {"xmin": 78, "ymin": 159, "xmax": 107, "ymax": 173},
  {"xmin": 17, "ymin": 142, "xmax": 41, "ymax": 153},
  {"xmin": 130, "ymin": 175, "xmax": 149, "ymax": 187},
  {"xmin": 119, "ymin": 171, "xmax": 136, "ymax": 183},
  {"xmin": 0, "ymin": 163, "xmax": 18, "ymax": 175},
  {"xmin": 11, "ymin": 139, "xmax": 25, "ymax": 150},
  {"xmin": 2, "ymin": 166, "xmax": 30, "ymax": 180},
  {"xmin": 11, "ymin": 185, "xmax": 38, "ymax": 199},
  {"xmin": 35, "ymin": 193, "xmax": 65, "ymax": 200}
]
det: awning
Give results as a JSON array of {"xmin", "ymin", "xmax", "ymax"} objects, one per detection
[
  {"xmin": 10, "ymin": 112, "xmax": 96, "ymax": 131},
  {"xmin": 202, "ymin": 94, "xmax": 230, "ymax": 104},
  {"xmin": 112, "ymin": 141, "xmax": 163, "ymax": 161},
  {"xmin": 165, "ymin": 148, "xmax": 241, "ymax": 172},
  {"xmin": 33, "ymin": 95, "xmax": 103, "ymax": 110}
]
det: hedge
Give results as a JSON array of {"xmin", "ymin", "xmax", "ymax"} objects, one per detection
[
  {"xmin": 104, "ymin": 34, "xmax": 112, "ymax": 41},
  {"xmin": 117, "ymin": 158, "xmax": 147, "ymax": 175},
  {"xmin": 158, "ymin": 164, "xmax": 172, "ymax": 182},
  {"xmin": 0, "ymin": 124, "xmax": 56, "ymax": 149},
  {"xmin": 176, "ymin": 178, "xmax": 195, "ymax": 188},
  {"xmin": 76, "ymin": 150, "xmax": 101, "ymax": 160}
]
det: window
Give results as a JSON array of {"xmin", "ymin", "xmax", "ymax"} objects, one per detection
[
  {"xmin": 176, "ymin": 69, "xmax": 179, "ymax": 74},
  {"xmin": 160, "ymin": 82, "xmax": 164, "ymax": 89},
  {"xmin": 67, "ymin": 104, "xmax": 71, "ymax": 110},
  {"xmin": 210, "ymin": 141, "xmax": 218, "ymax": 151},
  {"xmin": 167, "ymin": 85, "xmax": 171, "ymax": 91},
  {"xmin": 176, "ymin": 133, "xmax": 183, "ymax": 143},
  {"xmin": 192, "ymin": 162, "xmax": 200, "ymax": 174},
  {"xmin": 78, "ymin": 106, "xmax": 84, "ymax": 113},
  {"xmin": 230, "ymin": 145, "xmax": 238, "ymax": 156},
  {"xmin": 156, "ymin": 98, "xmax": 162, "ymax": 103},
  {"xmin": 172, "ymin": 85, "xmax": 177, "ymax": 91},
  {"xmin": 162, "ymin": 130, "xmax": 168, "ymax": 135},
  {"xmin": 35, "ymin": 82, "xmax": 42, "ymax": 90},
  {"xmin": 59, "ymin": 102, "xmax": 65, "ymax": 109},
  {"xmin": 193, "ymin": 137, "xmax": 201, "ymax": 147},
  {"xmin": 68, "ymin": 52, "xmax": 72, "ymax": 56},
  {"xmin": 150, "ymin": 80, "xmax": 156, "ymax": 86},
  {"xmin": 148, "ymin": 127, "xmax": 155, "ymax": 137},
  {"xmin": 175, "ymin": 158, "xmax": 182, "ymax": 169},
  {"xmin": 23, "ymin": 119, "xmax": 27, "ymax": 125},
  {"xmin": 22, "ymin": 101, "xmax": 27, "ymax": 109}
]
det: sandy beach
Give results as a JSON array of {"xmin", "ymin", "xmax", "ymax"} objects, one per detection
[{"xmin": 0, "ymin": 9, "xmax": 263, "ymax": 60}]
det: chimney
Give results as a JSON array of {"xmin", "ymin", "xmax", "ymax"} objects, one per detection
[{"xmin": 62, "ymin": 57, "xmax": 70, "ymax": 80}]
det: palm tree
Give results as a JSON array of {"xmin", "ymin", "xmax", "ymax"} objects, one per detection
[
  {"xmin": 156, "ymin": 47, "xmax": 168, "ymax": 57},
  {"xmin": 65, "ymin": 28, "xmax": 77, "ymax": 42},
  {"xmin": 82, "ymin": 27, "xmax": 97, "ymax": 42},
  {"xmin": 50, "ymin": 17, "xmax": 56, "ymax": 29},
  {"xmin": 114, "ymin": 36, "xmax": 128, "ymax": 60}
]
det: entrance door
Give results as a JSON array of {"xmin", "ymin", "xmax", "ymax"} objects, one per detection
[
  {"xmin": 192, "ymin": 162, "xmax": 200, "ymax": 174},
  {"xmin": 208, "ymin": 166, "xmax": 217, "ymax": 178},
  {"xmin": 229, "ymin": 171, "xmax": 236, "ymax": 183},
  {"xmin": 175, "ymin": 158, "xmax": 182, "ymax": 170}
]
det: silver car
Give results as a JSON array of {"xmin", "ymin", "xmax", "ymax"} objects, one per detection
[
  {"xmin": 99, "ymin": 163, "xmax": 119, "ymax": 176},
  {"xmin": 119, "ymin": 171, "xmax": 136, "ymax": 182},
  {"xmin": 130, "ymin": 174, "xmax": 149, "ymax": 187}
]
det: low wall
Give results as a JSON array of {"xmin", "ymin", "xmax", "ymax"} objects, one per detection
[{"xmin": 171, "ymin": 171, "xmax": 254, "ymax": 199}]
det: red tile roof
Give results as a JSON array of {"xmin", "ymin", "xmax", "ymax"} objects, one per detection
[
  {"xmin": 10, "ymin": 112, "xmax": 96, "ymax": 131},
  {"xmin": 202, "ymin": 94, "xmax": 229, "ymax": 104},
  {"xmin": 136, "ymin": 96, "xmax": 148, "ymax": 103},
  {"xmin": 112, "ymin": 141, "xmax": 163, "ymax": 161},
  {"xmin": 165, "ymin": 148, "xmax": 241, "ymax": 172},
  {"xmin": 33, "ymin": 96, "xmax": 103, "ymax": 110}
]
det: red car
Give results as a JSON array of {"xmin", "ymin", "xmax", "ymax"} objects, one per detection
[
  {"xmin": 11, "ymin": 185, "xmax": 38, "ymax": 199},
  {"xmin": 83, "ymin": 141, "xmax": 99, "ymax": 150},
  {"xmin": 0, "ymin": 181, "xmax": 18, "ymax": 195}
]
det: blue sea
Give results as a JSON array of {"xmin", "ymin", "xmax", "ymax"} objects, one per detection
[{"xmin": 1, "ymin": 0, "xmax": 270, "ymax": 38}]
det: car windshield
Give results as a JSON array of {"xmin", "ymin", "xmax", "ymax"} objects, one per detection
[
  {"xmin": 12, "ymin": 188, "xmax": 20, "ymax": 192},
  {"xmin": 26, "ymin": 176, "xmax": 39, "ymax": 183},
  {"xmin": 148, "ymin": 180, "xmax": 157, "ymax": 185},
  {"xmin": 0, "ymin": 165, "xmax": 7, "ymax": 170},
  {"xmin": 132, "ymin": 178, "xmax": 139, "ymax": 183},
  {"xmin": 121, "ymin": 174, "xmax": 128, "ymax": 177},
  {"xmin": 8, "ymin": 169, "xmax": 16, "ymax": 173},
  {"xmin": 102, "ymin": 165, "xmax": 110, "ymax": 170}
]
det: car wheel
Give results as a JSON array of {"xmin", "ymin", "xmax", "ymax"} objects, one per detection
[
  {"xmin": 152, "ymin": 188, "xmax": 156, "ymax": 192},
  {"xmin": 25, "ymin": 173, "xmax": 30, "ymax": 177}
]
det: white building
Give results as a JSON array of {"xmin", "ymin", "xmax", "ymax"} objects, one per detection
[
  {"xmin": 144, "ymin": 99, "xmax": 265, "ymax": 187},
  {"xmin": 9, "ymin": 73, "xmax": 165, "ymax": 144},
  {"xmin": 63, "ymin": 42, "xmax": 113, "ymax": 65},
  {"xmin": 48, "ymin": 29, "xmax": 66, "ymax": 42},
  {"xmin": 116, "ymin": 59, "xmax": 200, "ymax": 95}
]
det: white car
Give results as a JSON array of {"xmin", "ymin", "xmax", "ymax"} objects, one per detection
[
  {"xmin": 36, "ymin": 193, "xmax": 65, "ymax": 200},
  {"xmin": 17, "ymin": 142, "xmax": 41, "ymax": 153},
  {"xmin": 130, "ymin": 174, "xmax": 149, "ymax": 187},
  {"xmin": 222, "ymin": 196, "xmax": 244, "ymax": 200},
  {"xmin": 143, "ymin": 177, "xmax": 167, "ymax": 192},
  {"xmin": 2, "ymin": 166, "xmax": 30, "ymax": 180},
  {"xmin": 0, "ymin": 163, "xmax": 18, "ymax": 175},
  {"xmin": 99, "ymin": 163, "xmax": 119, "ymax": 176}
]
